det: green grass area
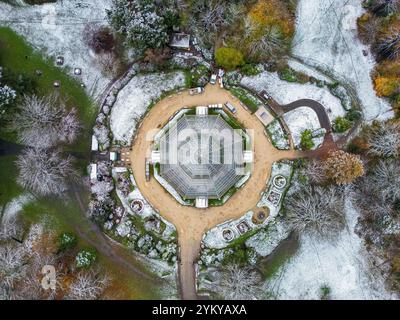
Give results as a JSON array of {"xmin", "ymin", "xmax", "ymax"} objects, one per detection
[
  {"xmin": 0, "ymin": 27, "xmax": 96, "ymax": 204},
  {"xmin": 21, "ymin": 194, "xmax": 162, "ymax": 299},
  {"xmin": 229, "ymin": 86, "xmax": 260, "ymax": 113},
  {"xmin": 0, "ymin": 27, "xmax": 95, "ymax": 148},
  {"xmin": 0, "ymin": 155, "xmax": 23, "ymax": 207},
  {"xmin": 257, "ymin": 232, "xmax": 299, "ymax": 280},
  {"xmin": 0, "ymin": 28, "xmax": 162, "ymax": 298}
]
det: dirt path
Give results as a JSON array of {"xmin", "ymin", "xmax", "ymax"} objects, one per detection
[{"xmin": 130, "ymin": 84, "xmax": 302, "ymax": 299}]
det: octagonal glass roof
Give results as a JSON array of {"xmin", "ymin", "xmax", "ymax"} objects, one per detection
[{"xmin": 158, "ymin": 113, "xmax": 246, "ymax": 199}]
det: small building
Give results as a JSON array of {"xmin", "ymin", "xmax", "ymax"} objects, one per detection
[
  {"xmin": 243, "ymin": 150, "xmax": 253, "ymax": 163},
  {"xmin": 195, "ymin": 197, "xmax": 208, "ymax": 209},
  {"xmin": 91, "ymin": 135, "xmax": 99, "ymax": 151},
  {"xmin": 196, "ymin": 106, "xmax": 208, "ymax": 115},
  {"xmin": 151, "ymin": 150, "xmax": 161, "ymax": 164},
  {"xmin": 90, "ymin": 163, "xmax": 97, "ymax": 181},
  {"xmin": 170, "ymin": 33, "xmax": 191, "ymax": 50},
  {"xmin": 255, "ymin": 106, "xmax": 274, "ymax": 126},
  {"xmin": 110, "ymin": 152, "xmax": 118, "ymax": 161}
]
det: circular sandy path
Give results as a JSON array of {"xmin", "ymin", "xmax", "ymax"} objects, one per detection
[{"xmin": 130, "ymin": 84, "xmax": 299, "ymax": 299}]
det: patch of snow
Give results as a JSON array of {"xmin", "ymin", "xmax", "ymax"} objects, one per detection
[
  {"xmin": 0, "ymin": 0, "xmax": 113, "ymax": 98},
  {"xmin": 241, "ymin": 71, "xmax": 345, "ymax": 121},
  {"xmin": 266, "ymin": 199, "xmax": 396, "ymax": 300},
  {"xmin": 110, "ymin": 71, "xmax": 186, "ymax": 143},
  {"xmin": 292, "ymin": 0, "xmax": 393, "ymax": 121},
  {"xmin": 245, "ymin": 219, "xmax": 290, "ymax": 257},
  {"xmin": 288, "ymin": 60, "xmax": 332, "ymax": 83},
  {"xmin": 283, "ymin": 107, "xmax": 322, "ymax": 148},
  {"xmin": 1, "ymin": 193, "xmax": 33, "ymax": 222}
]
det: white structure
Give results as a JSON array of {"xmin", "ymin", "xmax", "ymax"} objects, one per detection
[
  {"xmin": 110, "ymin": 152, "xmax": 118, "ymax": 161},
  {"xmin": 90, "ymin": 163, "xmax": 97, "ymax": 181},
  {"xmin": 170, "ymin": 33, "xmax": 190, "ymax": 50},
  {"xmin": 255, "ymin": 106, "xmax": 273, "ymax": 126},
  {"xmin": 243, "ymin": 150, "xmax": 253, "ymax": 163},
  {"xmin": 195, "ymin": 197, "xmax": 208, "ymax": 209},
  {"xmin": 151, "ymin": 150, "xmax": 161, "ymax": 164},
  {"xmin": 91, "ymin": 135, "xmax": 99, "ymax": 151},
  {"xmin": 196, "ymin": 106, "xmax": 208, "ymax": 115}
]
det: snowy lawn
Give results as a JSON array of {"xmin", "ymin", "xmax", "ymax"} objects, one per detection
[
  {"xmin": 0, "ymin": 0, "xmax": 112, "ymax": 98},
  {"xmin": 110, "ymin": 71, "xmax": 186, "ymax": 144},
  {"xmin": 283, "ymin": 107, "xmax": 324, "ymax": 149},
  {"xmin": 266, "ymin": 200, "xmax": 395, "ymax": 300},
  {"xmin": 292, "ymin": 0, "xmax": 393, "ymax": 121},
  {"xmin": 241, "ymin": 71, "xmax": 345, "ymax": 121}
]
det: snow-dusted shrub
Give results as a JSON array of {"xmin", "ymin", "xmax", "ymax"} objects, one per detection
[
  {"xmin": 91, "ymin": 180, "xmax": 114, "ymax": 202},
  {"xmin": 107, "ymin": 0, "xmax": 169, "ymax": 51},
  {"xmin": 93, "ymin": 124, "xmax": 111, "ymax": 150},
  {"xmin": 0, "ymin": 85, "xmax": 16, "ymax": 117},
  {"xmin": 75, "ymin": 249, "xmax": 97, "ymax": 268},
  {"xmin": 285, "ymin": 185, "xmax": 346, "ymax": 238},
  {"xmin": 16, "ymin": 148, "xmax": 77, "ymax": 196},
  {"xmin": 58, "ymin": 233, "xmax": 78, "ymax": 252},
  {"xmin": 89, "ymin": 197, "xmax": 115, "ymax": 223}
]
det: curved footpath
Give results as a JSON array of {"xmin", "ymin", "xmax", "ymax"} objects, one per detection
[{"xmin": 130, "ymin": 84, "xmax": 304, "ymax": 299}]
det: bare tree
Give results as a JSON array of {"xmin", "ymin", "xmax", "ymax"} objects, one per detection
[
  {"xmin": 378, "ymin": 22, "xmax": 400, "ymax": 60},
  {"xmin": 247, "ymin": 23, "xmax": 286, "ymax": 60},
  {"xmin": 0, "ymin": 244, "xmax": 27, "ymax": 291},
  {"xmin": 12, "ymin": 95, "xmax": 80, "ymax": 149},
  {"xmin": 58, "ymin": 107, "xmax": 81, "ymax": 145},
  {"xmin": 367, "ymin": 121, "xmax": 400, "ymax": 158},
  {"xmin": 0, "ymin": 215, "xmax": 23, "ymax": 241},
  {"xmin": 16, "ymin": 148, "xmax": 77, "ymax": 196},
  {"xmin": 304, "ymin": 159, "xmax": 326, "ymax": 184},
  {"xmin": 364, "ymin": 159, "xmax": 400, "ymax": 202},
  {"xmin": 66, "ymin": 269, "xmax": 110, "ymax": 300},
  {"xmin": 324, "ymin": 150, "xmax": 365, "ymax": 185},
  {"xmin": 370, "ymin": 0, "xmax": 400, "ymax": 15},
  {"xmin": 83, "ymin": 24, "xmax": 115, "ymax": 54},
  {"xmin": 211, "ymin": 264, "xmax": 262, "ymax": 300},
  {"xmin": 285, "ymin": 185, "xmax": 346, "ymax": 238},
  {"xmin": 358, "ymin": 14, "xmax": 380, "ymax": 45}
]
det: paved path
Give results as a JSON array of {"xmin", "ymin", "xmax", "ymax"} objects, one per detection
[{"xmin": 129, "ymin": 84, "xmax": 301, "ymax": 299}]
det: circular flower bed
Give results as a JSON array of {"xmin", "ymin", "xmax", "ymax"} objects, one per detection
[
  {"xmin": 273, "ymin": 175, "xmax": 287, "ymax": 189},
  {"xmin": 252, "ymin": 207, "xmax": 270, "ymax": 224},
  {"xmin": 222, "ymin": 228, "xmax": 235, "ymax": 242},
  {"xmin": 130, "ymin": 199, "xmax": 144, "ymax": 213}
]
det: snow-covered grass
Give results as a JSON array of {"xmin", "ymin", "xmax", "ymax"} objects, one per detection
[
  {"xmin": 110, "ymin": 71, "xmax": 186, "ymax": 144},
  {"xmin": 292, "ymin": 0, "xmax": 393, "ymax": 121},
  {"xmin": 0, "ymin": 0, "xmax": 113, "ymax": 98},
  {"xmin": 283, "ymin": 107, "xmax": 323, "ymax": 149},
  {"xmin": 245, "ymin": 218, "xmax": 290, "ymax": 258},
  {"xmin": 241, "ymin": 71, "xmax": 345, "ymax": 121},
  {"xmin": 266, "ymin": 199, "xmax": 396, "ymax": 300}
]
